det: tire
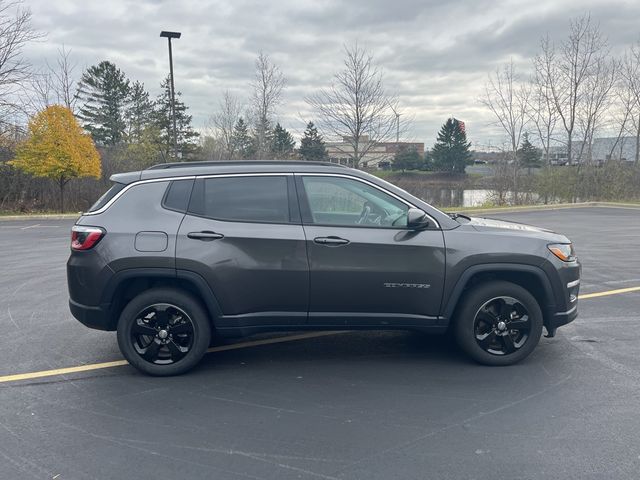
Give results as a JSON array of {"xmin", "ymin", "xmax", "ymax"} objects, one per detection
[
  {"xmin": 454, "ymin": 281, "xmax": 543, "ymax": 366},
  {"xmin": 117, "ymin": 288, "xmax": 212, "ymax": 376}
]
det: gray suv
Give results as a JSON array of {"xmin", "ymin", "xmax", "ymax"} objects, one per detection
[{"xmin": 67, "ymin": 161, "xmax": 580, "ymax": 375}]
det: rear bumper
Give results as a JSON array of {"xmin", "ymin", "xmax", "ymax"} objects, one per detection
[{"xmin": 69, "ymin": 299, "xmax": 115, "ymax": 331}]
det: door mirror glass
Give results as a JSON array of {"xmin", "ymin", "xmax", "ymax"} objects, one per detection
[{"xmin": 407, "ymin": 208, "xmax": 430, "ymax": 230}]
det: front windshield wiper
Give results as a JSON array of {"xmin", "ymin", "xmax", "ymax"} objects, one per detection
[{"xmin": 448, "ymin": 212, "xmax": 471, "ymax": 221}]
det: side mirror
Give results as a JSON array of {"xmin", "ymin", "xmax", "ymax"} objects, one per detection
[{"xmin": 407, "ymin": 208, "xmax": 430, "ymax": 230}]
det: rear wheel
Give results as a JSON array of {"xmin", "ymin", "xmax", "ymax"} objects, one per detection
[
  {"xmin": 454, "ymin": 281, "xmax": 543, "ymax": 366},
  {"xmin": 117, "ymin": 288, "xmax": 211, "ymax": 376}
]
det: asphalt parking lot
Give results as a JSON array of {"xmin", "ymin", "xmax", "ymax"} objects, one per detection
[{"xmin": 1, "ymin": 206, "xmax": 639, "ymax": 480}]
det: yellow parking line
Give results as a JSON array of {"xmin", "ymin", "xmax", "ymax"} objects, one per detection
[
  {"xmin": 1, "ymin": 285, "xmax": 639, "ymax": 385},
  {"xmin": 579, "ymin": 286, "xmax": 640, "ymax": 300},
  {"xmin": 0, "ymin": 331, "xmax": 342, "ymax": 385}
]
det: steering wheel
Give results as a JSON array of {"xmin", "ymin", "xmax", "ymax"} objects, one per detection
[{"xmin": 357, "ymin": 201, "xmax": 383, "ymax": 225}]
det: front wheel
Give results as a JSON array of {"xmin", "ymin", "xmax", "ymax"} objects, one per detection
[
  {"xmin": 117, "ymin": 288, "xmax": 211, "ymax": 376},
  {"xmin": 454, "ymin": 281, "xmax": 543, "ymax": 366}
]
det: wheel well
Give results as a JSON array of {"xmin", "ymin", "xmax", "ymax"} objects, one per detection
[
  {"xmin": 450, "ymin": 270, "xmax": 552, "ymax": 326},
  {"xmin": 108, "ymin": 276, "xmax": 216, "ymax": 329}
]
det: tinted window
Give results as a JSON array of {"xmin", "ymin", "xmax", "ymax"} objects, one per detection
[
  {"xmin": 88, "ymin": 182, "xmax": 126, "ymax": 212},
  {"xmin": 189, "ymin": 176, "xmax": 290, "ymax": 223},
  {"xmin": 163, "ymin": 179, "xmax": 194, "ymax": 212},
  {"xmin": 302, "ymin": 176, "xmax": 408, "ymax": 228}
]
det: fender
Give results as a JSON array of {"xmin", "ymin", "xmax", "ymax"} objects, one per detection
[
  {"xmin": 100, "ymin": 267, "xmax": 223, "ymax": 328},
  {"xmin": 441, "ymin": 263, "xmax": 555, "ymax": 322}
]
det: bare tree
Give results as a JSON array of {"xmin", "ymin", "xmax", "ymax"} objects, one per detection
[
  {"xmin": 306, "ymin": 43, "xmax": 398, "ymax": 169},
  {"xmin": 481, "ymin": 59, "xmax": 530, "ymax": 204},
  {"xmin": 28, "ymin": 46, "xmax": 78, "ymax": 113},
  {"xmin": 250, "ymin": 52, "xmax": 285, "ymax": 158},
  {"xmin": 531, "ymin": 40, "xmax": 559, "ymax": 166},
  {"xmin": 538, "ymin": 15, "xmax": 609, "ymax": 165},
  {"xmin": 617, "ymin": 41, "xmax": 640, "ymax": 165},
  {"xmin": 209, "ymin": 90, "xmax": 243, "ymax": 159},
  {"xmin": 0, "ymin": 0, "xmax": 42, "ymax": 129},
  {"xmin": 575, "ymin": 54, "xmax": 618, "ymax": 163},
  {"xmin": 481, "ymin": 59, "xmax": 530, "ymax": 161},
  {"xmin": 50, "ymin": 45, "xmax": 77, "ymax": 112}
]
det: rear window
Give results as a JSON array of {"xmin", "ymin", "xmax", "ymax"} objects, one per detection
[
  {"xmin": 162, "ymin": 179, "xmax": 194, "ymax": 212},
  {"xmin": 88, "ymin": 182, "xmax": 126, "ymax": 212},
  {"xmin": 188, "ymin": 176, "xmax": 290, "ymax": 223}
]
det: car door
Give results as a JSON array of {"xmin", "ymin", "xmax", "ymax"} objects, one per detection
[
  {"xmin": 176, "ymin": 174, "xmax": 309, "ymax": 328},
  {"xmin": 295, "ymin": 174, "xmax": 445, "ymax": 327}
]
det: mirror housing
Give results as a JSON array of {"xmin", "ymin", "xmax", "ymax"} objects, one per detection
[{"xmin": 407, "ymin": 208, "xmax": 430, "ymax": 230}]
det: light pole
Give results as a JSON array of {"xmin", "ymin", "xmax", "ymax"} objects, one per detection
[{"xmin": 160, "ymin": 30, "xmax": 181, "ymax": 159}]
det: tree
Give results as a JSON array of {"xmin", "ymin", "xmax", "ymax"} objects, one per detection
[
  {"xmin": 481, "ymin": 59, "xmax": 530, "ymax": 163},
  {"xmin": 517, "ymin": 133, "xmax": 542, "ymax": 173},
  {"xmin": 536, "ymin": 15, "xmax": 611, "ymax": 165},
  {"xmin": 299, "ymin": 121, "xmax": 328, "ymax": 161},
  {"xmin": 618, "ymin": 41, "xmax": 640, "ymax": 165},
  {"xmin": 306, "ymin": 43, "xmax": 399, "ymax": 169},
  {"xmin": 530, "ymin": 45, "xmax": 559, "ymax": 166},
  {"xmin": 10, "ymin": 105, "xmax": 100, "ymax": 212},
  {"xmin": 431, "ymin": 118, "xmax": 472, "ymax": 174},
  {"xmin": 392, "ymin": 147, "xmax": 421, "ymax": 172},
  {"xmin": 271, "ymin": 123, "xmax": 294, "ymax": 159},
  {"xmin": 230, "ymin": 118, "xmax": 254, "ymax": 159},
  {"xmin": 0, "ymin": 0, "xmax": 42, "ymax": 126},
  {"xmin": 209, "ymin": 89, "xmax": 242, "ymax": 159},
  {"xmin": 77, "ymin": 61, "xmax": 131, "ymax": 146},
  {"xmin": 154, "ymin": 76, "xmax": 199, "ymax": 159},
  {"xmin": 126, "ymin": 81, "xmax": 154, "ymax": 143},
  {"xmin": 251, "ymin": 52, "xmax": 285, "ymax": 158}
]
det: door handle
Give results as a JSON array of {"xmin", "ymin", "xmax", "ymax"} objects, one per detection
[
  {"xmin": 187, "ymin": 231, "xmax": 224, "ymax": 241},
  {"xmin": 314, "ymin": 236, "xmax": 350, "ymax": 246}
]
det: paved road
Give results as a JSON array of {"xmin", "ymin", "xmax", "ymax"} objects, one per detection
[{"xmin": 0, "ymin": 207, "xmax": 639, "ymax": 479}]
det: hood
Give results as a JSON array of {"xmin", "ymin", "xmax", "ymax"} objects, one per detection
[{"xmin": 465, "ymin": 216, "xmax": 569, "ymax": 242}]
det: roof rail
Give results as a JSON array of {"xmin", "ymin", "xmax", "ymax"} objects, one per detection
[{"xmin": 146, "ymin": 160, "xmax": 346, "ymax": 170}]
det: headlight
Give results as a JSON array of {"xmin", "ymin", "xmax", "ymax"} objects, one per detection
[{"xmin": 548, "ymin": 243, "xmax": 576, "ymax": 262}]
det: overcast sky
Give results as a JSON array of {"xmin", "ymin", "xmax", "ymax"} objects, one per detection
[{"xmin": 23, "ymin": 0, "xmax": 640, "ymax": 149}]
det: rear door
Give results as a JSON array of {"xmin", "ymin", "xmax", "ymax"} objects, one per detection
[
  {"xmin": 296, "ymin": 174, "xmax": 446, "ymax": 327},
  {"xmin": 176, "ymin": 174, "xmax": 309, "ymax": 328}
]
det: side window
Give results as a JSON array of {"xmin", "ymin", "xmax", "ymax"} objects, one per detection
[
  {"xmin": 301, "ymin": 176, "xmax": 409, "ymax": 228},
  {"xmin": 162, "ymin": 179, "xmax": 194, "ymax": 212},
  {"xmin": 189, "ymin": 176, "xmax": 291, "ymax": 223}
]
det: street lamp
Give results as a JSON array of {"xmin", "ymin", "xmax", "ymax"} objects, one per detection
[{"xmin": 160, "ymin": 30, "xmax": 181, "ymax": 159}]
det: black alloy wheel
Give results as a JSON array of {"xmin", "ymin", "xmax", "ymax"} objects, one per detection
[
  {"xmin": 130, "ymin": 303, "xmax": 195, "ymax": 365},
  {"xmin": 473, "ymin": 296, "xmax": 531, "ymax": 356},
  {"xmin": 117, "ymin": 288, "xmax": 211, "ymax": 376}
]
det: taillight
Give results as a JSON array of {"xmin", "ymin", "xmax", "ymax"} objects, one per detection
[{"xmin": 71, "ymin": 226, "xmax": 105, "ymax": 251}]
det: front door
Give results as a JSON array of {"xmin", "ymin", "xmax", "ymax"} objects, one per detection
[
  {"xmin": 176, "ymin": 174, "xmax": 308, "ymax": 328},
  {"xmin": 295, "ymin": 174, "xmax": 445, "ymax": 327}
]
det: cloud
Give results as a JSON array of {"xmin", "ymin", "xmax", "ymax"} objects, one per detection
[{"xmin": 21, "ymin": 0, "xmax": 640, "ymax": 148}]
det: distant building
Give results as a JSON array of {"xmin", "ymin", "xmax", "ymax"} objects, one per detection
[
  {"xmin": 549, "ymin": 137, "xmax": 639, "ymax": 164},
  {"xmin": 325, "ymin": 135, "xmax": 424, "ymax": 169}
]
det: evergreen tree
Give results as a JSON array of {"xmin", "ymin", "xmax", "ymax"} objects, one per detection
[
  {"xmin": 126, "ymin": 81, "xmax": 154, "ymax": 143},
  {"xmin": 517, "ymin": 132, "xmax": 542, "ymax": 173},
  {"xmin": 230, "ymin": 118, "xmax": 255, "ymax": 159},
  {"xmin": 431, "ymin": 118, "xmax": 472, "ymax": 174},
  {"xmin": 77, "ymin": 61, "xmax": 131, "ymax": 146},
  {"xmin": 299, "ymin": 122, "xmax": 328, "ymax": 161},
  {"xmin": 392, "ymin": 147, "xmax": 422, "ymax": 172},
  {"xmin": 154, "ymin": 76, "xmax": 199, "ymax": 159},
  {"xmin": 271, "ymin": 123, "xmax": 295, "ymax": 159}
]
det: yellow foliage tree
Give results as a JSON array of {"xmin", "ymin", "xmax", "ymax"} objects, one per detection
[{"xmin": 11, "ymin": 105, "xmax": 101, "ymax": 212}]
